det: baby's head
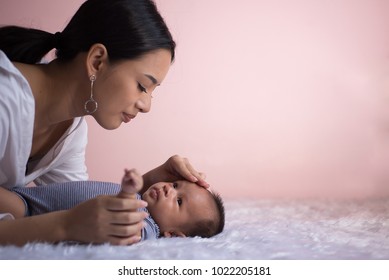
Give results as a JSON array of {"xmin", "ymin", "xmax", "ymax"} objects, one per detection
[{"xmin": 142, "ymin": 180, "xmax": 225, "ymax": 238}]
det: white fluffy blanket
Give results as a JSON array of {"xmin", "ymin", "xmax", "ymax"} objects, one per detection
[{"xmin": 1, "ymin": 199, "xmax": 388, "ymax": 259}]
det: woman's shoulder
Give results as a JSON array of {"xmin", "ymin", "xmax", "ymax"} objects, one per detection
[
  {"xmin": 0, "ymin": 50, "xmax": 21, "ymax": 77},
  {"xmin": 0, "ymin": 50, "xmax": 34, "ymax": 109}
]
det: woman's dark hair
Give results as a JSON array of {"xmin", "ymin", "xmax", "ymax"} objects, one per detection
[{"xmin": 0, "ymin": 0, "xmax": 175, "ymax": 64}]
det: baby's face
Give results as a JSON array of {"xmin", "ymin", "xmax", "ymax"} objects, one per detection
[{"xmin": 142, "ymin": 180, "xmax": 214, "ymax": 236}]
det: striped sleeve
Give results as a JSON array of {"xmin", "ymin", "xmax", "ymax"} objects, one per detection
[{"xmin": 13, "ymin": 181, "xmax": 160, "ymax": 240}]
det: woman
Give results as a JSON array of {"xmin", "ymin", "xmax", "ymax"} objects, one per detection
[{"xmin": 0, "ymin": 0, "xmax": 208, "ymax": 245}]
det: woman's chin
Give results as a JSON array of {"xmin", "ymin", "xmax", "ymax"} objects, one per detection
[{"xmin": 95, "ymin": 119, "xmax": 122, "ymax": 130}]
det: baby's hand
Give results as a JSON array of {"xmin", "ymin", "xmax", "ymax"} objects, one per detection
[{"xmin": 117, "ymin": 168, "xmax": 144, "ymax": 199}]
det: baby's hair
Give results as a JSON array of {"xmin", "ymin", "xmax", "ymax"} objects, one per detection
[{"xmin": 187, "ymin": 191, "xmax": 225, "ymax": 238}]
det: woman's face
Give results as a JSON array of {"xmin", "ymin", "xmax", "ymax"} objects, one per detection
[{"xmin": 92, "ymin": 49, "xmax": 172, "ymax": 130}]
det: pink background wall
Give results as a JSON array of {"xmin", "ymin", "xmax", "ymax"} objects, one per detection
[{"xmin": 1, "ymin": 0, "xmax": 389, "ymax": 199}]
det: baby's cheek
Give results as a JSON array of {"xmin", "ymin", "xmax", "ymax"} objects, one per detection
[{"xmin": 142, "ymin": 193, "xmax": 152, "ymax": 205}]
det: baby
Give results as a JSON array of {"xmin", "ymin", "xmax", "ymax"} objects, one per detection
[{"xmin": 12, "ymin": 169, "xmax": 225, "ymax": 242}]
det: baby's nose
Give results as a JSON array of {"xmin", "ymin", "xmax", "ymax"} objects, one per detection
[{"xmin": 164, "ymin": 183, "xmax": 176, "ymax": 196}]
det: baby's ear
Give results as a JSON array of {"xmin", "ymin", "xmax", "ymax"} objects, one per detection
[{"xmin": 163, "ymin": 231, "xmax": 186, "ymax": 238}]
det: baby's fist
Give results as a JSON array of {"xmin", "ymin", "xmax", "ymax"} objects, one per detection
[{"xmin": 117, "ymin": 168, "xmax": 144, "ymax": 199}]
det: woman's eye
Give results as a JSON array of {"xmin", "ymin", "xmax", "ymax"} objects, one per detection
[
  {"xmin": 177, "ymin": 198, "xmax": 182, "ymax": 206},
  {"xmin": 173, "ymin": 182, "xmax": 178, "ymax": 189},
  {"xmin": 138, "ymin": 83, "xmax": 147, "ymax": 93}
]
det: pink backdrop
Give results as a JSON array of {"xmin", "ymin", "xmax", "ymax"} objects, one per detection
[{"xmin": 1, "ymin": 0, "xmax": 389, "ymax": 199}]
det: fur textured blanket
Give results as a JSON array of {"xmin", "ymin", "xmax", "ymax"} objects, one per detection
[{"xmin": 1, "ymin": 198, "xmax": 388, "ymax": 260}]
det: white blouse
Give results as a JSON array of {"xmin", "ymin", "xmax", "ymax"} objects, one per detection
[{"xmin": 0, "ymin": 50, "xmax": 88, "ymax": 219}]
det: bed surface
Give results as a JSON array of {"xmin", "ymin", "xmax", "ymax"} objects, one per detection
[{"xmin": 1, "ymin": 198, "xmax": 388, "ymax": 260}]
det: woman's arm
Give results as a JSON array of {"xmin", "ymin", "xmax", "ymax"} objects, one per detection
[
  {"xmin": 0, "ymin": 209, "xmax": 68, "ymax": 246},
  {"xmin": 0, "ymin": 190, "xmax": 148, "ymax": 246},
  {"xmin": 141, "ymin": 155, "xmax": 209, "ymax": 194},
  {"xmin": 0, "ymin": 187, "xmax": 27, "ymax": 218},
  {"xmin": 0, "ymin": 188, "xmax": 67, "ymax": 245}
]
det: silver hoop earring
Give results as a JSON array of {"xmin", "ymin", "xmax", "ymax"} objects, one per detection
[{"xmin": 84, "ymin": 74, "xmax": 98, "ymax": 114}]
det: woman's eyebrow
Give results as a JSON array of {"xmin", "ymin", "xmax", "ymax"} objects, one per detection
[{"xmin": 144, "ymin": 74, "xmax": 159, "ymax": 85}]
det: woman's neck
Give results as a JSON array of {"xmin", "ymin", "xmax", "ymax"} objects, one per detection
[{"xmin": 13, "ymin": 57, "xmax": 88, "ymax": 130}]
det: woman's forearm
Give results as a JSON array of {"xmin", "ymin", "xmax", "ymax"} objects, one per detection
[
  {"xmin": 0, "ymin": 210, "xmax": 67, "ymax": 246},
  {"xmin": 0, "ymin": 187, "xmax": 27, "ymax": 218},
  {"xmin": 0, "ymin": 186, "xmax": 68, "ymax": 246}
]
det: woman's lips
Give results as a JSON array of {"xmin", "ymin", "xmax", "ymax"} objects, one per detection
[{"xmin": 122, "ymin": 113, "xmax": 135, "ymax": 123}]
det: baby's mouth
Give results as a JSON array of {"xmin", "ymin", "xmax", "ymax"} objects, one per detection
[{"xmin": 150, "ymin": 188, "xmax": 159, "ymax": 201}]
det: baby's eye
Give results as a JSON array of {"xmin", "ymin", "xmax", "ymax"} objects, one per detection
[
  {"xmin": 138, "ymin": 83, "xmax": 147, "ymax": 93},
  {"xmin": 173, "ymin": 182, "xmax": 178, "ymax": 189},
  {"xmin": 177, "ymin": 198, "xmax": 182, "ymax": 206}
]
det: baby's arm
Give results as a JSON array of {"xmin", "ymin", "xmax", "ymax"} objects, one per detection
[{"xmin": 117, "ymin": 169, "xmax": 150, "ymax": 241}]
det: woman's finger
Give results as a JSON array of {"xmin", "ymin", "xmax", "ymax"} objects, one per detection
[
  {"xmin": 109, "ymin": 220, "xmax": 145, "ymax": 238},
  {"xmin": 173, "ymin": 159, "xmax": 198, "ymax": 182},
  {"xmin": 165, "ymin": 155, "xmax": 210, "ymax": 187},
  {"xmin": 182, "ymin": 161, "xmax": 210, "ymax": 188},
  {"xmin": 109, "ymin": 211, "xmax": 149, "ymax": 225},
  {"xmin": 108, "ymin": 234, "xmax": 142, "ymax": 246},
  {"xmin": 198, "ymin": 172, "xmax": 207, "ymax": 180},
  {"xmin": 105, "ymin": 196, "xmax": 147, "ymax": 211}
]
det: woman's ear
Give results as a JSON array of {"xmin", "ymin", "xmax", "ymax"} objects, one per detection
[
  {"xmin": 163, "ymin": 231, "xmax": 187, "ymax": 238},
  {"xmin": 86, "ymin": 43, "xmax": 108, "ymax": 77}
]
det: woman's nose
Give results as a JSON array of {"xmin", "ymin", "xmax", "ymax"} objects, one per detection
[{"xmin": 136, "ymin": 95, "xmax": 151, "ymax": 113}]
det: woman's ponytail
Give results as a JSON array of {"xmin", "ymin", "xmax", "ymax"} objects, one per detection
[{"xmin": 0, "ymin": 26, "xmax": 57, "ymax": 64}]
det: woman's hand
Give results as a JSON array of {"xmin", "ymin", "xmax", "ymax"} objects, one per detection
[
  {"xmin": 63, "ymin": 193, "xmax": 148, "ymax": 246},
  {"xmin": 142, "ymin": 155, "xmax": 210, "ymax": 193},
  {"xmin": 0, "ymin": 170, "xmax": 148, "ymax": 246}
]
